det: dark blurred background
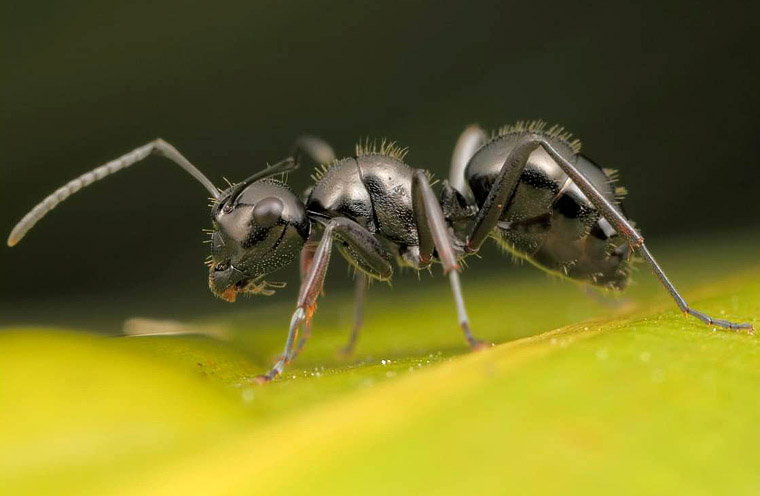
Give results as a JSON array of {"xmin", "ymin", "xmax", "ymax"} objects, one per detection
[{"xmin": 2, "ymin": 0, "xmax": 759, "ymax": 329}]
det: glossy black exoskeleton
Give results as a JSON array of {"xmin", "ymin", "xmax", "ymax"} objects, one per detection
[
  {"xmin": 209, "ymin": 177, "xmax": 310, "ymax": 301},
  {"xmin": 450, "ymin": 121, "xmax": 632, "ymax": 290},
  {"xmin": 8, "ymin": 124, "xmax": 753, "ymax": 382}
]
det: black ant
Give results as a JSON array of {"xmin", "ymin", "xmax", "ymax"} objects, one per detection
[{"xmin": 8, "ymin": 121, "xmax": 753, "ymax": 382}]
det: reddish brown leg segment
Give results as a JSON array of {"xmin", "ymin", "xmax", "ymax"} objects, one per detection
[{"xmin": 256, "ymin": 218, "xmax": 392, "ymax": 383}]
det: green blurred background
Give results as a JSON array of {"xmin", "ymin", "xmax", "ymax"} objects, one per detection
[{"xmin": 1, "ymin": 0, "xmax": 759, "ymax": 329}]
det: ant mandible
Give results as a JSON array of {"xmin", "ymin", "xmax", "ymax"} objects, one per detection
[{"xmin": 8, "ymin": 121, "xmax": 753, "ymax": 382}]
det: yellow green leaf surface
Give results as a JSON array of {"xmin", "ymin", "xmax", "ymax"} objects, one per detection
[{"xmin": 1, "ymin": 234, "xmax": 759, "ymax": 495}]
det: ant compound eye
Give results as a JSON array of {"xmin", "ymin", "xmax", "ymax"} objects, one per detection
[
  {"xmin": 214, "ymin": 261, "xmax": 229, "ymax": 272},
  {"xmin": 252, "ymin": 197, "xmax": 284, "ymax": 228}
]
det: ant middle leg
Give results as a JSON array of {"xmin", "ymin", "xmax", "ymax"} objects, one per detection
[{"xmin": 412, "ymin": 170, "xmax": 489, "ymax": 350}]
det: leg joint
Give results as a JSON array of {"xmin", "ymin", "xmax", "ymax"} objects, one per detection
[
  {"xmin": 151, "ymin": 138, "xmax": 169, "ymax": 155},
  {"xmin": 631, "ymin": 232, "xmax": 644, "ymax": 248}
]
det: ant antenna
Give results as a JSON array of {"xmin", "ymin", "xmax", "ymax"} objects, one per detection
[
  {"xmin": 7, "ymin": 139, "xmax": 219, "ymax": 246},
  {"xmin": 221, "ymin": 135, "xmax": 333, "ymax": 207},
  {"xmin": 225, "ymin": 157, "xmax": 299, "ymax": 206}
]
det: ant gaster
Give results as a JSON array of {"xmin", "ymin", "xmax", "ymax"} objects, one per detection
[{"xmin": 8, "ymin": 122, "xmax": 753, "ymax": 382}]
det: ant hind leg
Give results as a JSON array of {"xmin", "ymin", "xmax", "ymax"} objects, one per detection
[
  {"xmin": 337, "ymin": 273, "xmax": 367, "ymax": 357},
  {"xmin": 533, "ymin": 137, "xmax": 753, "ymax": 331},
  {"xmin": 466, "ymin": 134, "xmax": 753, "ymax": 331}
]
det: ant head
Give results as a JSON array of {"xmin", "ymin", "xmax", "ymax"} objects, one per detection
[
  {"xmin": 208, "ymin": 178, "xmax": 310, "ymax": 302},
  {"xmin": 7, "ymin": 142, "xmax": 310, "ymax": 303}
]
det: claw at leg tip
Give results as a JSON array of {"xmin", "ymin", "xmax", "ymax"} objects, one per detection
[
  {"xmin": 336, "ymin": 348, "xmax": 351, "ymax": 359},
  {"xmin": 253, "ymin": 374, "xmax": 272, "ymax": 385},
  {"xmin": 470, "ymin": 340, "xmax": 493, "ymax": 352}
]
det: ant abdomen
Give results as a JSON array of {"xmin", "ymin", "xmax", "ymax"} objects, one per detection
[{"xmin": 465, "ymin": 126, "xmax": 631, "ymax": 289}]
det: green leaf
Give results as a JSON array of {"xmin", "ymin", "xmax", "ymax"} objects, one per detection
[{"xmin": 2, "ymin": 236, "xmax": 759, "ymax": 495}]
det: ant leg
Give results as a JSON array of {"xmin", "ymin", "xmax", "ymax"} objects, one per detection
[
  {"xmin": 255, "ymin": 237, "xmax": 331, "ymax": 383},
  {"xmin": 256, "ymin": 218, "xmax": 392, "ymax": 383},
  {"xmin": 291, "ymin": 242, "xmax": 318, "ymax": 361},
  {"xmin": 448, "ymin": 125, "xmax": 486, "ymax": 205},
  {"xmin": 338, "ymin": 273, "xmax": 367, "ymax": 357},
  {"xmin": 466, "ymin": 134, "xmax": 752, "ymax": 331},
  {"xmin": 581, "ymin": 285, "xmax": 629, "ymax": 309},
  {"xmin": 412, "ymin": 170, "xmax": 488, "ymax": 349},
  {"xmin": 533, "ymin": 137, "xmax": 753, "ymax": 331},
  {"xmin": 291, "ymin": 136, "xmax": 336, "ymax": 166},
  {"xmin": 292, "ymin": 320, "xmax": 312, "ymax": 361},
  {"xmin": 465, "ymin": 137, "xmax": 539, "ymax": 252}
]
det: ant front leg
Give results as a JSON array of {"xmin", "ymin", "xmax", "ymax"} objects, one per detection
[
  {"xmin": 255, "ymin": 218, "xmax": 392, "ymax": 383},
  {"xmin": 412, "ymin": 170, "xmax": 489, "ymax": 350},
  {"xmin": 290, "ymin": 242, "xmax": 318, "ymax": 361},
  {"xmin": 254, "ymin": 237, "xmax": 329, "ymax": 383},
  {"xmin": 292, "ymin": 240, "xmax": 370, "ymax": 360},
  {"xmin": 263, "ymin": 135, "xmax": 337, "ymax": 366},
  {"xmin": 466, "ymin": 135, "xmax": 753, "ymax": 331}
]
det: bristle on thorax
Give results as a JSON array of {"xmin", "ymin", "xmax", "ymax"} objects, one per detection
[
  {"xmin": 355, "ymin": 138, "xmax": 409, "ymax": 161},
  {"xmin": 312, "ymin": 138, "xmax": 410, "ymax": 182}
]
